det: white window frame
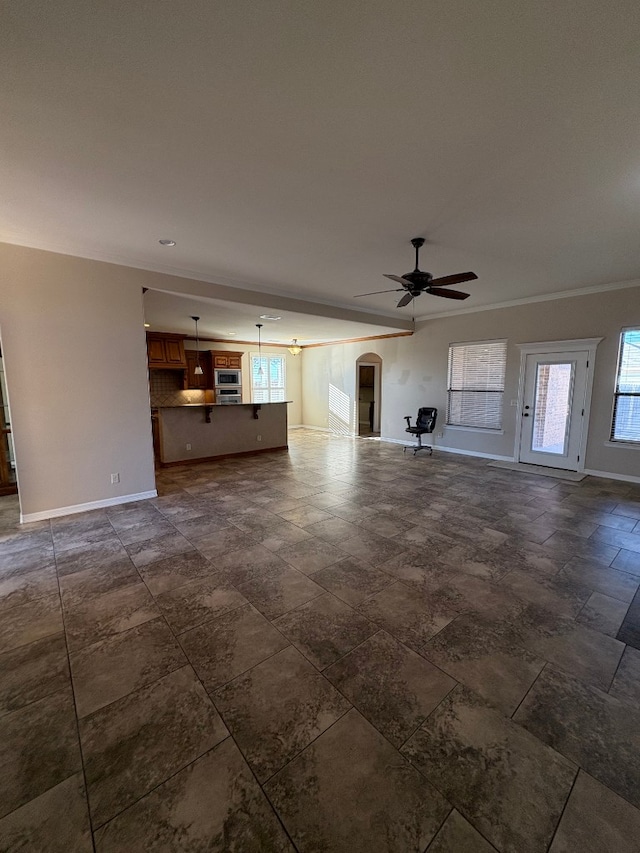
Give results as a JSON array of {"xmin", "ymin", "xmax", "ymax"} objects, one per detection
[
  {"xmin": 250, "ymin": 354, "xmax": 286, "ymax": 403},
  {"xmin": 610, "ymin": 327, "xmax": 640, "ymax": 446},
  {"xmin": 446, "ymin": 339, "xmax": 507, "ymax": 431}
]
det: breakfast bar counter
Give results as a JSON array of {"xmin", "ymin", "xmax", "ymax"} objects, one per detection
[{"xmin": 154, "ymin": 402, "xmax": 290, "ymax": 465}]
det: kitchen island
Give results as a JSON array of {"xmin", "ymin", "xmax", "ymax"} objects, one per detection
[{"xmin": 154, "ymin": 402, "xmax": 290, "ymax": 465}]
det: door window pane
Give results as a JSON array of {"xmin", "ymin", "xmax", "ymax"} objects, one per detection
[{"xmin": 531, "ymin": 362, "xmax": 573, "ymax": 455}]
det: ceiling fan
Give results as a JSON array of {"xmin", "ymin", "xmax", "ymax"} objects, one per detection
[{"xmin": 355, "ymin": 238, "xmax": 478, "ymax": 308}]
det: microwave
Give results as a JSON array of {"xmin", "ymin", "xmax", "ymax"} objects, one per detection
[{"xmin": 214, "ymin": 369, "xmax": 242, "ymax": 386}]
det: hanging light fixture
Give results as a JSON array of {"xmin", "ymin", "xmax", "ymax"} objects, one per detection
[
  {"xmin": 256, "ymin": 323, "xmax": 264, "ymax": 376},
  {"xmin": 287, "ymin": 338, "xmax": 302, "ymax": 356},
  {"xmin": 191, "ymin": 316, "xmax": 204, "ymax": 375}
]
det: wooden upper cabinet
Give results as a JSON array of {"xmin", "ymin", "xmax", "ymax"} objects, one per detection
[
  {"xmin": 184, "ymin": 350, "xmax": 212, "ymax": 389},
  {"xmin": 211, "ymin": 350, "xmax": 243, "ymax": 370},
  {"xmin": 146, "ymin": 333, "xmax": 187, "ymax": 369}
]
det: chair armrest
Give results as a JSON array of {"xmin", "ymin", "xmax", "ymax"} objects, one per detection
[{"xmin": 404, "ymin": 416, "xmax": 411, "ymax": 427}]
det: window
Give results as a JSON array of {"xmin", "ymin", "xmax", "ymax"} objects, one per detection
[
  {"xmin": 447, "ymin": 340, "xmax": 507, "ymax": 429},
  {"xmin": 611, "ymin": 328, "xmax": 640, "ymax": 444},
  {"xmin": 251, "ymin": 354, "xmax": 286, "ymax": 403}
]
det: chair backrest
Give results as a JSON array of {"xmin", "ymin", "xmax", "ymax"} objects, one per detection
[{"xmin": 416, "ymin": 407, "xmax": 437, "ymax": 432}]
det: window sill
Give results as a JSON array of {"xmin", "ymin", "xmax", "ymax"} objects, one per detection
[
  {"xmin": 445, "ymin": 425, "xmax": 505, "ymax": 435},
  {"xmin": 604, "ymin": 440, "xmax": 640, "ymax": 450}
]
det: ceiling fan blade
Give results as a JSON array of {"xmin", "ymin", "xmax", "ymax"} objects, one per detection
[
  {"xmin": 430, "ymin": 271, "xmax": 478, "ymax": 287},
  {"xmin": 354, "ymin": 288, "xmax": 403, "ymax": 297},
  {"xmin": 383, "ymin": 274, "xmax": 413, "ymax": 286},
  {"xmin": 397, "ymin": 291, "xmax": 415, "ymax": 308},
  {"xmin": 428, "ymin": 286, "xmax": 470, "ymax": 300}
]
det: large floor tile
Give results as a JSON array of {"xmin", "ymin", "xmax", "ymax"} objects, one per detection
[
  {"xmin": 422, "ymin": 613, "xmax": 546, "ymax": 715},
  {"xmin": 325, "ymin": 630, "xmax": 456, "ymax": 746},
  {"xmin": 559, "ymin": 557, "xmax": 639, "ymax": 603},
  {"xmin": 179, "ymin": 603, "xmax": 290, "ymax": 691},
  {"xmin": 124, "ymin": 531, "xmax": 194, "ymax": 568},
  {"xmin": 339, "ymin": 531, "xmax": 408, "ymax": 566},
  {"xmin": 617, "ymin": 585, "xmax": 640, "ymax": 650},
  {"xmin": 0, "ymin": 773, "xmax": 92, "ymax": 853},
  {"xmin": 274, "ymin": 592, "xmax": 377, "ymax": 669},
  {"xmin": 80, "ymin": 665, "xmax": 228, "ymax": 827},
  {"xmin": 426, "ymin": 809, "xmax": 498, "ymax": 853},
  {"xmin": 312, "ymin": 556, "xmax": 395, "ymax": 606},
  {"xmin": 155, "ymin": 573, "xmax": 247, "ymax": 633},
  {"xmin": 63, "ymin": 582, "xmax": 160, "ymax": 652},
  {"xmin": 234, "ymin": 563, "xmax": 324, "ymax": 620},
  {"xmin": 609, "ymin": 645, "xmax": 640, "ymax": 706},
  {"xmin": 576, "ymin": 591, "xmax": 629, "ymax": 636},
  {"xmin": 514, "ymin": 665, "xmax": 640, "ymax": 810},
  {"xmin": 0, "ymin": 564, "xmax": 58, "ymax": 613},
  {"xmin": 0, "ymin": 633, "xmax": 70, "ymax": 716},
  {"xmin": 277, "ymin": 537, "xmax": 347, "ymax": 575},
  {"xmin": 265, "ymin": 708, "xmax": 451, "ymax": 852},
  {"xmin": 70, "ymin": 617, "xmax": 187, "ymax": 716},
  {"xmin": 137, "ymin": 550, "xmax": 213, "ymax": 596},
  {"xmin": 55, "ymin": 538, "xmax": 131, "ymax": 578},
  {"xmin": 0, "ymin": 593, "xmax": 63, "ymax": 654},
  {"xmin": 548, "ymin": 771, "xmax": 640, "ymax": 853},
  {"xmin": 511, "ymin": 604, "xmax": 624, "ymax": 690},
  {"xmin": 358, "ymin": 581, "xmax": 457, "ymax": 651},
  {"xmin": 94, "ymin": 739, "xmax": 293, "ymax": 852},
  {"xmin": 58, "ymin": 560, "xmax": 140, "ymax": 605},
  {"xmin": 214, "ymin": 645, "xmax": 349, "ymax": 782},
  {"xmin": 403, "ymin": 685, "xmax": 576, "ymax": 853},
  {"xmin": 0, "ymin": 689, "xmax": 82, "ymax": 819}
]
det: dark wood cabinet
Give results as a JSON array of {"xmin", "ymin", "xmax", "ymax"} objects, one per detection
[
  {"xmin": 184, "ymin": 350, "xmax": 212, "ymax": 389},
  {"xmin": 211, "ymin": 350, "xmax": 243, "ymax": 369},
  {"xmin": 146, "ymin": 333, "xmax": 187, "ymax": 369}
]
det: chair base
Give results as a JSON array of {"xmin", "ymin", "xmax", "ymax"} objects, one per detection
[{"xmin": 403, "ymin": 435, "xmax": 433, "ymax": 456}]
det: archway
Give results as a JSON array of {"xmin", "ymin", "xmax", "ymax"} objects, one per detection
[{"xmin": 355, "ymin": 352, "xmax": 382, "ymax": 437}]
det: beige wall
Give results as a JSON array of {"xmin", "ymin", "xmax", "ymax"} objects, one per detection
[
  {"xmin": 301, "ymin": 286, "xmax": 640, "ymax": 479},
  {"xmin": 0, "ymin": 244, "xmax": 156, "ymax": 518}
]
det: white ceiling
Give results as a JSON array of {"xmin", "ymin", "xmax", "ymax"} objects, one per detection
[{"xmin": 2, "ymin": 0, "xmax": 640, "ymax": 340}]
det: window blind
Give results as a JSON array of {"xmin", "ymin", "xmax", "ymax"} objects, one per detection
[
  {"xmin": 251, "ymin": 355, "xmax": 286, "ymax": 403},
  {"xmin": 447, "ymin": 340, "xmax": 507, "ymax": 429},
  {"xmin": 611, "ymin": 328, "xmax": 640, "ymax": 443}
]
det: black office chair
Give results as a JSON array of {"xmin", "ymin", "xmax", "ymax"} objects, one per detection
[{"xmin": 404, "ymin": 407, "xmax": 437, "ymax": 455}]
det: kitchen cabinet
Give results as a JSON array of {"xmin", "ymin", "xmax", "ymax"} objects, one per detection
[
  {"xmin": 146, "ymin": 333, "xmax": 187, "ymax": 368},
  {"xmin": 184, "ymin": 350, "xmax": 212, "ymax": 389},
  {"xmin": 211, "ymin": 350, "xmax": 243, "ymax": 369}
]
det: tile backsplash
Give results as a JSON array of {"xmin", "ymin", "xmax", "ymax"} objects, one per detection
[{"xmin": 149, "ymin": 370, "xmax": 205, "ymax": 407}]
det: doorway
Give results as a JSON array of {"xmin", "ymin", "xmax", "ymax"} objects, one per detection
[
  {"xmin": 516, "ymin": 340, "xmax": 600, "ymax": 471},
  {"xmin": 356, "ymin": 354, "xmax": 381, "ymax": 437},
  {"xmin": 0, "ymin": 346, "xmax": 17, "ymax": 496}
]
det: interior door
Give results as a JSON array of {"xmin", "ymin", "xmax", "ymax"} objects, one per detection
[{"xmin": 518, "ymin": 351, "xmax": 588, "ymax": 469}]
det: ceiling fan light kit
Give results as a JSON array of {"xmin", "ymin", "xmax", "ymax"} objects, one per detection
[
  {"xmin": 288, "ymin": 339, "xmax": 302, "ymax": 356},
  {"xmin": 355, "ymin": 237, "xmax": 478, "ymax": 307}
]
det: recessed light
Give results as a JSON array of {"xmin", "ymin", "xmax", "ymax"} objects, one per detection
[
  {"xmin": 259, "ymin": 314, "xmax": 281, "ymax": 321},
  {"xmin": 158, "ymin": 239, "xmax": 176, "ymax": 247},
  {"xmin": 226, "ymin": 332, "xmax": 237, "ymax": 336}
]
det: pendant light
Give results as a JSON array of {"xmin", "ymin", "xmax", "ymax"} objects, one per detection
[
  {"xmin": 256, "ymin": 323, "xmax": 264, "ymax": 376},
  {"xmin": 191, "ymin": 316, "xmax": 204, "ymax": 375},
  {"xmin": 288, "ymin": 338, "xmax": 302, "ymax": 356}
]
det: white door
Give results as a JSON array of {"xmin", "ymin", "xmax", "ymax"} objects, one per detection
[{"xmin": 518, "ymin": 351, "xmax": 589, "ymax": 469}]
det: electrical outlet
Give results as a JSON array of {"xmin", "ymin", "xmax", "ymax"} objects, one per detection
[
  {"xmin": 256, "ymin": 435, "xmax": 262, "ymax": 441},
  {"xmin": 186, "ymin": 443, "xmax": 192, "ymax": 451},
  {"xmin": 110, "ymin": 473, "xmax": 120, "ymax": 484}
]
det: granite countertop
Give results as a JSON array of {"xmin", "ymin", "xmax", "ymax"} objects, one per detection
[{"xmin": 153, "ymin": 401, "xmax": 292, "ymax": 408}]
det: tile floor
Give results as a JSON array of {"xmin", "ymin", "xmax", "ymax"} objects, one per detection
[{"xmin": 1, "ymin": 429, "xmax": 640, "ymax": 851}]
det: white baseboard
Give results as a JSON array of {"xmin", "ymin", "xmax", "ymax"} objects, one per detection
[
  {"xmin": 20, "ymin": 489, "xmax": 158, "ymax": 524},
  {"xmin": 381, "ymin": 437, "xmax": 514, "ymax": 462},
  {"xmin": 290, "ymin": 424, "xmax": 333, "ymax": 433},
  {"xmin": 583, "ymin": 468, "xmax": 640, "ymax": 485}
]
